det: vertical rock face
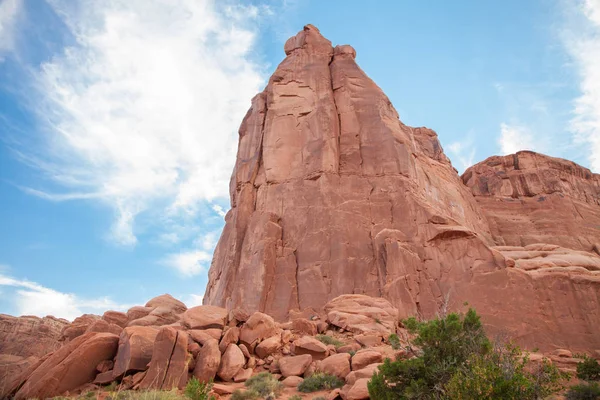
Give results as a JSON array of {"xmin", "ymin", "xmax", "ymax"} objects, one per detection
[
  {"xmin": 204, "ymin": 25, "xmax": 600, "ymax": 353},
  {"xmin": 462, "ymin": 151, "xmax": 600, "ymax": 253},
  {"xmin": 204, "ymin": 25, "xmax": 490, "ymax": 321}
]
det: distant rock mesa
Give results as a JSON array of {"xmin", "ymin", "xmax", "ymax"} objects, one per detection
[{"xmin": 204, "ymin": 25, "xmax": 600, "ymax": 353}]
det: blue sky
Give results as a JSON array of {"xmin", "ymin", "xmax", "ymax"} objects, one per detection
[{"xmin": 0, "ymin": 0, "xmax": 598, "ymax": 320}]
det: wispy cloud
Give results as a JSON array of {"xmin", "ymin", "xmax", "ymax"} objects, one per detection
[
  {"xmin": 0, "ymin": 273, "xmax": 130, "ymax": 320},
  {"xmin": 498, "ymin": 123, "xmax": 538, "ymax": 155},
  {"xmin": 447, "ymin": 137, "xmax": 476, "ymax": 173},
  {"xmin": 15, "ymin": 0, "xmax": 267, "ymax": 245},
  {"xmin": 562, "ymin": 0, "xmax": 600, "ymax": 172},
  {"xmin": 0, "ymin": 0, "xmax": 21, "ymax": 60}
]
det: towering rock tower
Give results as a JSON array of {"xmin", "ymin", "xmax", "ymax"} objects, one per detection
[{"xmin": 205, "ymin": 25, "xmax": 600, "ymax": 352}]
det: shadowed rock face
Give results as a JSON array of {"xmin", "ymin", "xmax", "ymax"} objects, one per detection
[
  {"xmin": 462, "ymin": 151, "xmax": 600, "ymax": 253},
  {"xmin": 204, "ymin": 25, "xmax": 600, "ymax": 353}
]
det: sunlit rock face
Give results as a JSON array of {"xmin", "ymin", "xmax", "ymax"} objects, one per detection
[{"xmin": 204, "ymin": 25, "xmax": 600, "ymax": 353}]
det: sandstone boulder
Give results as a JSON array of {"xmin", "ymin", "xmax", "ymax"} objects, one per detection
[
  {"xmin": 145, "ymin": 294, "xmax": 187, "ymax": 314},
  {"xmin": 292, "ymin": 336, "xmax": 328, "ymax": 359},
  {"xmin": 139, "ymin": 326, "xmax": 188, "ymax": 390},
  {"xmin": 126, "ymin": 306, "xmax": 153, "ymax": 323},
  {"xmin": 219, "ymin": 326, "xmax": 240, "ymax": 353},
  {"xmin": 102, "ymin": 311, "xmax": 128, "ymax": 328},
  {"xmin": 255, "ymin": 335, "xmax": 281, "ymax": 359},
  {"xmin": 325, "ymin": 295, "xmax": 398, "ymax": 335},
  {"xmin": 217, "ymin": 343, "xmax": 245, "ymax": 381},
  {"xmin": 292, "ymin": 318, "xmax": 318, "ymax": 335},
  {"xmin": 320, "ymin": 353, "xmax": 351, "ymax": 379},
  {"xmin": 182, "ymin": 305, "xmax": 228, "ymax": 330},
  {"xmin": 15, "ymin": 332, "xmax": 119, "ymax": 400},
  {"xmin": 239, "ymin": 312, "xmax": 278, "ymax": 347},
  {"xmin": 193, "ymin": 339, "xmax": 221, "ymax": 383},
  {"xmin": 346, "ymin": 363, "xmax": 382, "ymax": 386},
  {"xmin": 279, "ymin": 354, "xmax": 312, "ymax": 377},
  {"xmin": 351, "ymin": 350, "xmax": 383, "ymax": 371},
  {"xmin": 112, "ymin": 326, "xmax": 159, "ymax": 378},
  {"xmin": 346, "ymin": 378, "xmax": 370, "ymax": 400}
]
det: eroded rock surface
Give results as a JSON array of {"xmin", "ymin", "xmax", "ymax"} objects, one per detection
[
  {"xmin": 204, "ymin": 25, "xmax": 600, "ymax": 353},
  {"xmin": 0, "ymin": 314, "xmax": 68, "ymax": 358},
  {"xmin": 462, "ymin": 151, "xmax": 600, "ymax": 252}
]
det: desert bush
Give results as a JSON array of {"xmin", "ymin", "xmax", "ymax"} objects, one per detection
[
  {"xmin": 184, "ymin": 377, "xmax": 214, "ymax": 400},
  {"xmin": 243, "ymin": 372, "xmax": 283, "ymax": 398},
  {"xmin": 297, "ymin": 372, "xmax": 344, "ymax": 392},
  {"xmin": 368, "ymin": 309, "xmax": 563, "ymax": 400},
  {"xmin": 289, "ymin": 396, "xmax": 302, "ymax": 400},
  {"xmin": 315, "ymin": 334, "xmax": 343, "ymax": 347},
  {"xmin": 107, "ymin": 390, "xmax": 185, "ymax": 400},
  {"xmin": 446, "ymin": 343, "xmax": 563, "ymax": 399},
  {"xmin": 577, "ymin": 355, "xmax": 600, "ymax": 381},
  {"xmin": 231, "ymin": 390, "xmax": 260, "ymax": 400},
  {"xmin": 388, "ymin": 333, "xmax": 401, "ymax": 350},
  {"xmin": 566, "ymin": 382, "xmax": 600, "ymax": 400}
]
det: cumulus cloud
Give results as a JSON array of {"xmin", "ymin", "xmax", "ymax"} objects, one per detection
[
  {"xmin": 162, "ymin": 250, "xmax": 212, "ymax": 276},
  {"xmin": 20, "ymin": 0, "xmax": 266, "ymax": 245},
  {"xmin": 0, "ymin": 0, "xmax": 21, "ymax": 60},
  {"xmin": 562, "ymin": 0, "xmax": 600, "ymax": 172},
  {"xmin": 498, "ymin": 123, "xmax": 537, "ymax": 155},
  {"xmin": 0, "ymin": 273, "xmax": 129, "ymax": 320}
]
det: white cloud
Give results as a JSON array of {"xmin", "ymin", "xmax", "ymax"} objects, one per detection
[
  {"xmin": 19, "ymin": 0, "xmax": 266, "ymax": 245},
  {"xmin": 562, "ymin": 0, "xmax": 600, "ymax": 172},
  {"xmin": 447, "ymin": 139, "xmax": 476, "ymax": 173},
  {"xmin": 212, "ymin": 204, "xmax": 227, "ymax": 218},
  {"xmin": 0, "ymin": 0, "xmax": 21, "ymax": 60},
  {"xmin": 182, "ymin": 292, "xmax": 205, "ymax": 308},
  {"xmin": 498, "ymin": 123, "xmax": 537, "ymax": 155},
  {"xmin": 162, "ymin": 250, "xmax": 212, "ymax": 276},
  {"xmin": 0, "ymin": 273, "xmax": 129, "ymax": 321}
]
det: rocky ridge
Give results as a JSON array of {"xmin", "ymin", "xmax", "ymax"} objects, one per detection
[{"xmin": 0, "ymin": 294, "xmax": 582, "ymax": 400}]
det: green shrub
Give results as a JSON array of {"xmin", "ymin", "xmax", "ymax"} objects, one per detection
[
  {"xmin": 298, "ymin": 373, "xmax": 344, "ymax": 393},
  {"xmin": 289, "ymin": 396, "xmax": 302, "ymax": 400},
  {"xmin": 566, "ymin": 382, "xmax": 600, "ymax": 400},
  {"xmin": 446, "ymin": 344, "xmax": 563, "ymax": 399},
  {"xmin": 244, "ymin": 372, "xmax": 283, "ymax": 398},
  {"xmin": 388, "ymin": 333, "xmax": 401, "ymax": 350},
  {"xmin": 315, "ymin": 334, "xmax": 343, "ymax": 347},
  {"xmin": 107, "ymin": 391, "xmax": 185, "ymax": 400},
  {"xmin": 231, "ymin": 390, "xmax": 260, "ymax": 400},
  {"xmin": 368, "ymin": 309, "xmax": 563, "ymax": 400},
  {"xmin": 184, "ymin": 377, "xmax": 214, "ymax": 400},
  {"xmin": 577, "ymin": 355, "xmax": 600, "ymax": 381}
]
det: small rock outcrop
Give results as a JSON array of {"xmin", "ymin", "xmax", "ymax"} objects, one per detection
[{"xmin": 0, "ymin": 314, "xmax": 68, "ymax": 357}]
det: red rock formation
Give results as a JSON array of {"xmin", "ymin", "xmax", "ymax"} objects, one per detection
[
  {"xmin": 462, "ymin": 151, "xmax": 600, "ymax": 253},
  {"xmin": 204, "ymin": 25, "xmax": 600, "ymax": 353},
  {"xmin": 14, "ymin": 332, "xmax": 119, "ymax": 400},
  {"xmin": 204, "ymin": 24, "xmax": 490, "ymax": 321},
  {"xmin": 0, "ymin": 314, "xmax": 68, "ymax": 358}
]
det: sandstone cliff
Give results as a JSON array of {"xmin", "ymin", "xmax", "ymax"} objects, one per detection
[
  {"xmin": 462, "ymin": 150, "xmax": 600, "ymax": 253},
  {"xmin": 204, "ymin": 25, "xmax": 600, "ymax": 353}
]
